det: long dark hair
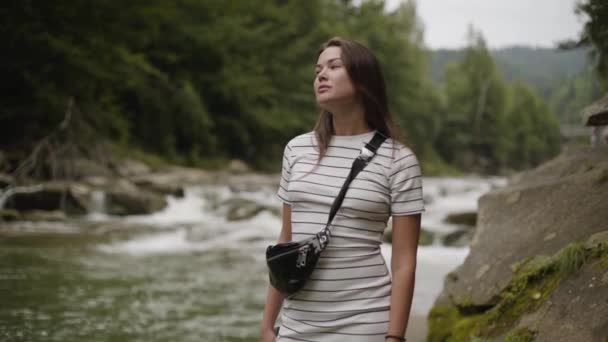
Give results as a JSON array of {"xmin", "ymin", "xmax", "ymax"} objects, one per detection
[{"xmin": 313, "ymin": 37, "xmax": 401, "ymax": 158}]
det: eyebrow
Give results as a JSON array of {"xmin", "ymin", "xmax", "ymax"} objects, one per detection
[{"xmin": 315, "ymin": 58, "xmax": 342, "ymax": 68}]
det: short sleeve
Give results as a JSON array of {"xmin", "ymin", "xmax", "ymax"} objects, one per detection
[
  {"xmin": 388, "ymin": 145, "xmax": 425, "ymax": 216},
  {"xmin": 276, "ymin": 143, "xmax": 293, "ymax": 205}
]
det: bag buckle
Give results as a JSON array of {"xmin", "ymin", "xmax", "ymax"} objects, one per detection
[
  {"xmin": 358, "ymin": 146, "xmax": 374, "ymax": 162},
  {"xmin": 296, "ymin": 245, "xmax": 309, "ymax": 268}
]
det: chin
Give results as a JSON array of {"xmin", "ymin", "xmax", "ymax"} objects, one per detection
[{"xmin": 315, "ymin": 95, "xmax": 336, "ymax": 107}]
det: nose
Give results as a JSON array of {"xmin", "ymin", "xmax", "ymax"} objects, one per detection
[{"xmin": 316, "ymin": 66, "xmax": 328, "ymax": 81}]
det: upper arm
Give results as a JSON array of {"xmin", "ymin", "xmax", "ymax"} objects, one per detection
[
  {"xmin": 278, "ymin": 203, "xmax": 292, "ymax": 243},
  {"xmin": 390, "ymin": 214, "xmax": 421, "ymax": 271},
  {"xmin": 387, "ymin": 145, "xmax": 424, "ymax": 217},
  {"xmin": 277, "ymin": 143, "xmax": 293, "ymax": 205}
]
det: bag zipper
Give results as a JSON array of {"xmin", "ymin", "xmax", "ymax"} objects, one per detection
[{"xmin": 267, "ymin": 244, "xmax": 310, "ymax": 263}]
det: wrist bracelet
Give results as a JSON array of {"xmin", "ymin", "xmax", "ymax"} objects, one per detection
[{"xmin": 385, "ymin": 335, "xmax": 406, "ymax": 341}]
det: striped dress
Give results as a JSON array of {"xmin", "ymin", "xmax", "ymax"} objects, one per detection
[{"xmin": 275, "ymin": 131, "xmax": 425, "ymax": 342}]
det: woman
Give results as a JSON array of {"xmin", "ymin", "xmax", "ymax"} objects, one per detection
[{"xmin": 260, "ymin": 37, "xmax": 424, "ymax": 342}]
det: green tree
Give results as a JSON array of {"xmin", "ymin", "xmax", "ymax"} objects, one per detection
[
  {"xmin": 436, "ymin": 29, "xmax": 509, "ymax": 172},
  {"xmin": 506, "ymin": 83, "xmax": 561, "ymax": 169},
  {"xmin": 561, "ymin": 0, "xmax": 608, "ymax": 89}
]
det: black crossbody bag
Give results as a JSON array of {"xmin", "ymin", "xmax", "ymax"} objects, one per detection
[{"xmin": 265, "ymin": 132, "xmax": 387, "ymax": 295}]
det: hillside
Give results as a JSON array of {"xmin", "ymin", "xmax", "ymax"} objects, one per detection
[{"xmin": 430, "ymin": 46, "xmax": 602, "ymax": 123}]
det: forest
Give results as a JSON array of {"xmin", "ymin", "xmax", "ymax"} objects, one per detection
[{"xmin": 1, "ymin": 0, "xmax": 605, "ymax": 175}]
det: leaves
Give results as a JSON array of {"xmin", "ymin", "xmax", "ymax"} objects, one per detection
[{"xmin": 1, "ymin": 0, "xmax": 564, "ymax": 172}]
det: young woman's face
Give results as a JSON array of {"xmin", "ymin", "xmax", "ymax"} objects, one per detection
[{"xmin": 314, "ymin": 46, "xmax": 356, "ymax": 108}]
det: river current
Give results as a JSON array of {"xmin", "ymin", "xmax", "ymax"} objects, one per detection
[{"xmin": 0, "ymin": 176, "xmax": 505, "ymax": 341}]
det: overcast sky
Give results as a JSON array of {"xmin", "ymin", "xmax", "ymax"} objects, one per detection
[{"xmin": 385, "ymin": 0, "xmax": 585, "ymax": 49}]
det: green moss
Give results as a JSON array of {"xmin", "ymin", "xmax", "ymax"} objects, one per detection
[
  {"xmin": 600, "ymin": 254, "xmax": 608, "ymax": 269},
  {"xmin": 596, "ymin": 243, "xmax": 608, "ymax": 269},
  {"xmin": 510, "ymin": 256, "xmax": 534, "ymax": 274},
  {"xmin": 428, "ymin": 243, "xmax": 608, "ymax": 342},
  {"xmin": 428, "ymin": 306, "xmax": 469, "ymax": 342},
  {"xmin": 553, "ymin": 243, "xmax": 589, "ymax": 274},
  {"xmin": 504, "ymin": 327, "xmax": 537, "ymax": 342}
]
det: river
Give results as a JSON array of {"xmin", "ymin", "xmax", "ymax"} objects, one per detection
[{"xmin": 0, "ymin": 176, "xmax": 505, "ymax": 341}]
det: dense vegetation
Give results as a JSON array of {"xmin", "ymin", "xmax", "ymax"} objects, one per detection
[
  {"xmin": 561, "ymin": 0, "xmax": 608, "ymax": 90},
  {"xmin": 431, "ymin": 47, "xmax": 603, "ymax": 124},
  {"xmin": 1, "ymin": 0, "xmax": 597, "ymax": 176}
]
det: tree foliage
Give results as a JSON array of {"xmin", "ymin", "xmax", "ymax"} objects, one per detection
[
  {"xmin": 435, "ymin": 29, "xmax": 561, "ymax": 173},
  {"xmin": 561, "ymin": 0, "xmax": 608, "ymax": 89},
  {"xmin": 1, "ymin": 0, "xmax": 564, "ymax": 174}
]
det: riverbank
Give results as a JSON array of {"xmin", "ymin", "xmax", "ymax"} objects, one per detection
[{"xmin": 428, "ymin": 146, "xmax": 608, "ymax": 341}]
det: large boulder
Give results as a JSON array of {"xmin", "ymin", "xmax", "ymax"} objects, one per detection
[
  {"xmin": 436, "ymin": 147, "xmax": 608, "ymax": 307},
  {"xmin": 131, "ymin": 166, "xmax": 216, "ymax": 186},
  {"xmin": 68, "ymin": 158, "xmax": 113, "ymax": 178},
  {"xmin": 114, "ymin": 159, "xmax": 152, "ymax": 177},
  {"xmin": 506, "ymin": 248, "xmax": 608, "ymax": 342},
  {"xmin": 130, "ymin": 174, "xmax": 185, "ymax": 198},
  {"xmin": 428, "ymin": 240, "xmax": 608, "ymax": 342},
  {"xmin": 2, "ymin": 182, "xmax": 89, "ymax": 215},
  {"xmin": 429, "ymin": 147, "xmax": 608, "ymax": 341},
  {"xmin": 441, "ymin": 229, "xmax": 474, "ymax": 248},
  {"xmin": 21, "ymin": 210, "xmax": 67, "ymax": 221},
  {"xmin": 443, "ymin": 211, "xmax": 477, "ymax": 226},
  {"xmin": 105, "ymin": 179, "xmax": 167, "ymax": 216},
  {"xmin": 219, "ymin": 197, "xmax": 280, "ymax": 221}
]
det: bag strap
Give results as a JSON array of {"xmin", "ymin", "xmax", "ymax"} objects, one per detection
[{"xmin": 321, "ymin": 131, "xmax": 387, "ymax": 235}]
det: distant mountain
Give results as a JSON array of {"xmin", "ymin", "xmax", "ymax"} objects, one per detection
[
  {"xmin": 431, "ymin": 46, "xmax": 588, "ymax": 87},
  {"xmin": 430, "ymin": 46, "xmax": 601, "ymax": 123}
]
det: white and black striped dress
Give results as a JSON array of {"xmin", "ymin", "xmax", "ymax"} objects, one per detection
[{"xmin": 275, "ymin": 131, "xmax": 425, "ymax": 342}]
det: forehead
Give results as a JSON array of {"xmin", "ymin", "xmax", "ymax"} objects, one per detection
[{"xmin": 317, "ymin": 46, "xmax": 342, "ymax": 64}]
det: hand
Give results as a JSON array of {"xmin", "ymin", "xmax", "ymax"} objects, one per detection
[{"xmin": 260, "ymin": 327, "xmax": 277, "ymax": 342}]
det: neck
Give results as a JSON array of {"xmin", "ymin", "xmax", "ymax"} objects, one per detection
[{"xmin": 329, "ymin": 101, "xmax": 370, "ymax": 136}]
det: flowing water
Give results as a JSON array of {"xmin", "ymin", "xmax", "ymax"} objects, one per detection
[{"xmin": 0, "ymin": 176, "xmax": 505, "ymax": 341}]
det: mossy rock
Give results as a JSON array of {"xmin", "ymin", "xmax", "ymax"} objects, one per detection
[
  {"xmin": 221, "ymin": 197, "xmax": 279, "ymax": 221},
  {"xmin": 504, "ymin": 327, "xmax": 537, "ymax": 342},
  {"xmin": 106, "ymin": 183, "xmax": 167, "ymax": 216},
  {"xmin": 442, "ymin": 229, "xmax": 473, "ymax": 247},
  {"xmin": 3, "ymin": 183, "xmax": 88, "ymax": 215},
  {"xmin": 427, "ymin": 242, "xmax": 608, "ymax": 342},
  {"xmin": 444, "ymin": 212, "xmax": 477, "ymax": 226}
]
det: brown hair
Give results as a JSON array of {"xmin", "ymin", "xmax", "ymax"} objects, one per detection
[{"xmin": 313, "ymin": 37, "xmax": 401, "ymax": 158}]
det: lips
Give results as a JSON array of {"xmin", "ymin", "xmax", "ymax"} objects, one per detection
[{"xmin": 317, "ymin": 85, "xmax": 331, "ymax": 93}]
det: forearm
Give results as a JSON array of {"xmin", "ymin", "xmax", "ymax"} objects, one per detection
[
  {"xmin": 261, "ymin": 203, "xmax": 292, "ymax": 333},
  {"xmin": 260, "ymin": 284, "xmax": 286, "ymax": 332},
  {"xmin": 387, "ymin": 266, "xmax": 416, "ymax": 338}
]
